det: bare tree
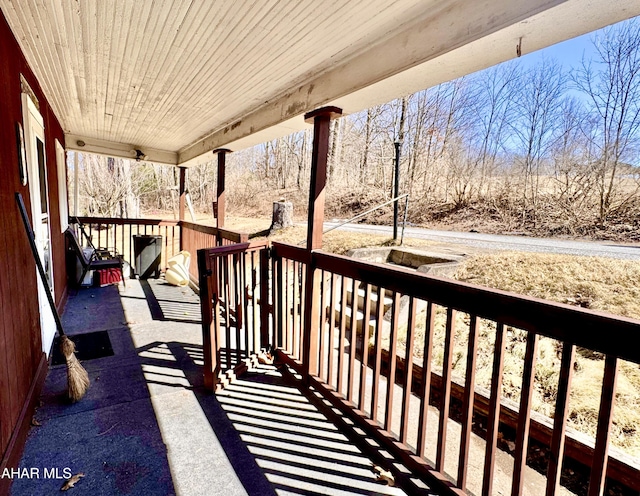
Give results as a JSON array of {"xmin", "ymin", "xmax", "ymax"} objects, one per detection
[
  {"xmin": 574, "ymin": 18, "xmax": 640, "ymax": 223},
  {"xmin": 467, "ymin": 62, "xmax": 520, "ymax": 199},
  {"xmin": 509, "ymin": 57, "xmax": 567, "ymax": 225}
]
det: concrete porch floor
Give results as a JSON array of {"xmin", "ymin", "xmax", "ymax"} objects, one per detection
[{"xmin": 10, "ymin": 279, "xmax": 421, "ymax": 496}]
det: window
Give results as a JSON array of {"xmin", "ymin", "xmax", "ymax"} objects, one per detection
[{"xmin": 56, "ymin": 139, "xmax": 69, "ymax": 232}]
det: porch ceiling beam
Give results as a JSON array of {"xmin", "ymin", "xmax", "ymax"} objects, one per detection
[
  {"xmin": 65, "ymin": 134, "xmax": 178, "ymax": 166},
  {"xmin": 177, "ymin": 0, "xmax": 640, "ymax": 166}
]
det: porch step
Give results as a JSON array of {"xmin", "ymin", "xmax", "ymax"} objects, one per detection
[
  {"xmin": 329, "ymin": 283, "xmax": 393, "ymax": 332},
  {"xmin": 343, "ymin": 285, "xmax": 393, "ymax": 313}
]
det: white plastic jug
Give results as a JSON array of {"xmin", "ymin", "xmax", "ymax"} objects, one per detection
[
  {"xmin": 165, "ymin": 250, "xmax": 191, "ymax": 286},
  {"xmin": 167, "ymin": 250, "xmax": 191, "ymax": 271}
]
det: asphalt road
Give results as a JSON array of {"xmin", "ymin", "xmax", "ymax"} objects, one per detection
[{"xmin": 322, "ymin": 221, "xmax": 640, "ymax": 260}]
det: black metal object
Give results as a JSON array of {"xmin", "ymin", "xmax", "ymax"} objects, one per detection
[
  {"xmin": 66, "ymin": 225, "xmax": 125, "ymax": 287},
  {"xmin": 51, "ymin": 330, "xmax": 113, "ymax": 365},
  {"xmin": 15, "ymin": 192, "xmax": 67, "ymax": 337},
  {"xmin": 393, "ymin": 139, "xmax": 402, "ymax": 240},
  {"xmin": 133, "ymin": 234, "xmax": 162, "ymax": 279}
]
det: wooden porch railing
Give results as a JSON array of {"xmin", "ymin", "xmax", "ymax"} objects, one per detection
[
  {"xmin": 76, "ymin": 217, "xmax": 248, "ymax": 282},
  {"xmin": 198, "ymin": 240, "xmax": 640, "ymax": 496},
  {"xmin": 181, "ymin": 221, "xmax": 249, "ymax": 280},
  {"xmin": 198, "ymin": 240, "xmax": 270, "ymax": 389},
  {"xmin": 75, "ymin": 216, "xmax": 180, "ymax": 271}
]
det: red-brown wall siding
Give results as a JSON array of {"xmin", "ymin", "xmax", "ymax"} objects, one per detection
[{"xmin": 0, "ymin": 8, "xmax": 68, "ymax": 471}]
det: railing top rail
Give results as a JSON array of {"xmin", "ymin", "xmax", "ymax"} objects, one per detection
[
  {"xmin": 76, "ymin": 216, "xmax": 179, "ymax": 227},
  {"xmin": 78, "ymin": 217, "xmax": 247, "ymax": 236},
  {"xmin": 271, "ymin": 242, "xmax": 640, "ymax": 363},
  {"xmin": 180, "ymin": 221, "xmax": 249, "ymax": 242},
  {"xmin": 271, "ymin": 241, "xmax": 311, "ymax": 264},
  {"xmin": 199, "ymin": 239, "xmax": 269, "ymax": 258},
  {"xmin": 180, "ymin": 221, "xmax": 218, "ymax": 234}
]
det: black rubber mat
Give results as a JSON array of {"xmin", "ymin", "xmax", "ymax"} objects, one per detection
[{"xmin": 51, "ymin": 330, "xmax": 114, "ymax": 365}]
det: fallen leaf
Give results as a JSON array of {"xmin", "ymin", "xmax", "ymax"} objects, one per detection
[
  {"xmin": 31, "ymin": 417, "xmax": 41, "ymax": 426},
  {"xmin": 372, "ymin": 464, "xmax": 395, "ymax": 486},
  {"xmin": 257, "ymin": 351, "xmax": 274, "ymax": 365},
  {"xmin": 60, "ymin": 473, "xmax": 84, "ymax": 491}
]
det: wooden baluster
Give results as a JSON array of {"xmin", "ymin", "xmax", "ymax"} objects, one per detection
[
  {"xmin": 400, "ymin": 296, "xmax": 416, "ymax": 444},
  {"xmin": 299, "ymin": 262, "xmax": 307, "ymax": 361},
  {"xmin": 338, "ymin": 276, "xmax": 348, "ymax": 396},
  {"xmin": 293, "ymin": 261, "xmax": 299, "ymax": 359},
  {"xmin": 275, "ymin": 255, "xmax": 284, "ymax": 349},
  {"xmin": 347, "ymin": 279, "xmax": 360, "ymax": 403},
  {"xmin": 385, "ymin": 292, "xmax": 401, "ymax": 433},
  {"xmin": 265, "ymin": 249, "xmax": 273, "ymax": 350},
  {"xmin": 546, "ymin": 343, "xmax": 576, "ymax": 496},
  {"xmin": 371, "ymin": 288, "xmax": 385, "ymax": 423},
  {"xmin": 241, "ymin": 253, "xmax": 249, "ymax": 355},
  {"xmin": 286, "ymin": 259, "xmax": 292, "ymax": 353},
  {"xmin": 458, "ymin": 315, "xmax": 479, "ymax": 490},
  {"xmin": 512, "ymin": 331, "xmax": 539, "ymax": 496},
  {"xmin": 223, "ymin": 256, "xmax": 232, "ymax": 369},
  {"xmin": 437, "ymin": 308, "xmax": 456, "ymax": 471},
  {"xmin": 318, "ymin": 270, "xmax": 327, "ymax": 381},
  {"xmin": 482, "ymin": 323, "xmax": 506, "ymax": 496},
  {"xmin": 587, "ymin": 355, "xmax": 619, "ymax": 496},
  {"xmin": 417, "ymin": 301, "xmax": 435, "ymax": 458},
  {"xmin": 163, "ymin": 226, "xmax": 168, "ymax": 269},
  {"xmin": 327, "ymin": 273, "xmax": 337, "ymax": 388},
  {"xmin": 253, "ymin": 251, "xmax": 259, "ymax": 351},
  {"xmin": 358, "ymin": 284, "xmax": 372, "ymax": 412}
]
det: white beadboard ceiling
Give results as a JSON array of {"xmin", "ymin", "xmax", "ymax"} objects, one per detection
[{"xmin": 2, "ymin": 0, "xmax": 639, "ymax": 166}]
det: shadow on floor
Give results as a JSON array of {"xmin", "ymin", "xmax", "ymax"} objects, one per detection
[
  {"xmin": 136, "ymin": 337, "xmax": 409, "ymax": 496},
  {"xmin": 11, "ymin": 280, "xmax": 415, "ymax": 496},
  {"xmin": 139, "ymin": 279, "xmax": 201, "ymax": 324}
]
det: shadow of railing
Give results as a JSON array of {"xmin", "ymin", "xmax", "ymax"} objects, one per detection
[
  {"xmin": 139, "ymin": 279, "xmax": 201, "ymax": 324},
  {"xmin": 135, "ymin": 339, "xmax": 407, "ymax": 496}
]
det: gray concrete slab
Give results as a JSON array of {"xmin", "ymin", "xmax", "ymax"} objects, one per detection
[{"xmin": 12, "ymin": 279, "xmax": 419, "ymax": 496}]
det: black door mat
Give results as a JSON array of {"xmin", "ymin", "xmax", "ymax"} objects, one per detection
[{"xmin": 51, "ymin": 330, "xmax": 114, "ymax": 366}]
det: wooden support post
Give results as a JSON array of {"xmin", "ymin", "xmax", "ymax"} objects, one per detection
[
  {"xmin": 260, "ymin": 247, "xmax": 271, "ymax": 349},
  {"xmin": 214, "ymin": 149, "xmax": 231, "ymax": 230},
  {"xmin": 304, "ymin": 107, "xmax": 341, "ymax": 251},
  {"xmin": 178, "ymin": 166, "xmax": 186, "ymax": 251},
  {"xmin": 198, "ymin": 249, "xmax": 219, "ymax": 390},
  {"xmin": 301, "ymin": 106, "xmax": 342, "ymax": 382},
  {"xmin": 178, "ymin": 166, "xmax": 186, "ymax": 221}
]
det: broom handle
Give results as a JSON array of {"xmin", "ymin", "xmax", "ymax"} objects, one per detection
[{"xmin": 15, "ymin": 192, "xmax": 67, "ymax": 337}]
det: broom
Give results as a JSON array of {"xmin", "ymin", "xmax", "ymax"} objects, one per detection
[{"xmin": 15, "ymin": 193, "xmax": 90, "ymax": 402}]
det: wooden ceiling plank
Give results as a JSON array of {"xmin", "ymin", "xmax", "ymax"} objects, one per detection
[
  {"xmin": 109, "ymin": 0, "xmax": 150, "ymax": 142},
  {"xmin": 138, "ymin": 0, "xmax": 246, "ymax": 146},
  {"xmin": 104, "ymin": 0, "xmax": 128, "ymax": 138},
  {"xmin": 49, "ymin": 1, "xmax": 77, "ymax": 128},
  {"xmin": 128, "ymin": 0, "xmax": 196, "ymax": 144},
  {"xmin": 113, "ymin": 0, "xmax": 156, "ymax": 143},
  {"xmin": 156, "ymin": 0, "xmax": 301, "ymax": 139}
]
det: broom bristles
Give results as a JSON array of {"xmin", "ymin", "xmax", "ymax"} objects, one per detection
[
  {"xmin": 59, "ymin": 335, "xmax": 90, "ymax": 402},
  {"xmin": 59, "ymin": 335, "xmax": 76, "ymax": 356}
]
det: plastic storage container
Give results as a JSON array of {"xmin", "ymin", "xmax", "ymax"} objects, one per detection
[{"xmin": 165, "ymin": 251, "xmax": 191, "ymax": 286}]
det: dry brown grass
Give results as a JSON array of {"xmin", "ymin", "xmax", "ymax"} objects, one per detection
[
  {"xmin": 171, "ymin": 212, "xmax": 640, "ymax": 455},
  {"xmin": 455, "ymin": 252, "xmax": 640, "ymax": 318},
  {"xmin": 451, "ymin": 252, "xmax": 640, "ymax": 456}
]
